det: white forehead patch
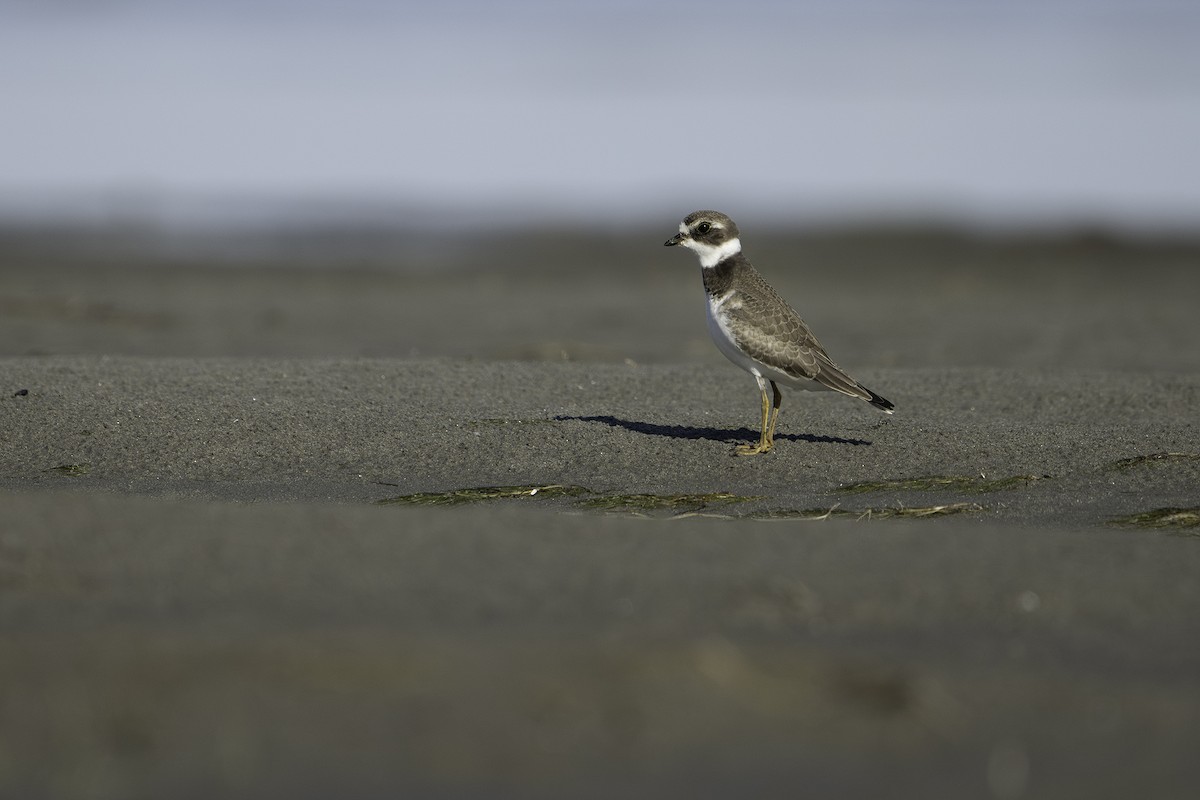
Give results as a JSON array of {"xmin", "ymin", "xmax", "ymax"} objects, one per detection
[{"xmin": 679, "ymin": 221, "xmax": 689, "ymax": 235}]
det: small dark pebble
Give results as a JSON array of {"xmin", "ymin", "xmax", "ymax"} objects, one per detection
[{"xmin": 13, "ymin": 389, "xmax": 29, "ymax": 397}]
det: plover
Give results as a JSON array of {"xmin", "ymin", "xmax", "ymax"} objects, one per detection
[{"xmin": 665, "ymin": 210, "xmax": 894, "ymax": 456}]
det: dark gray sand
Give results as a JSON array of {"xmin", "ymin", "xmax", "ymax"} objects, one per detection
[
  {"xmin": 2, "ymin": 233, "xmax": 1200, "ymax": 797},
  {"xmin": 3, "ymin": 357, "xmax": 1200, "ymax": 799},
  {"xmin": 5, "ymin": 228, "xmax": 1200, "ymax": 371},
  {"xmin": 3, "ymin": 494, "xmax": 1199, "ymax": 800},
  {"xmin": 3, "ymin": 357, "xmax": 1200, "ymax": 524}
]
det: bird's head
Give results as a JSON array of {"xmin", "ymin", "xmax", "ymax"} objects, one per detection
[{"xmin": 664, "ymin": 210, "xmax": 742, "ymax": 268}]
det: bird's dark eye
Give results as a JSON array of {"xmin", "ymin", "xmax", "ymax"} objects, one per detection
[{"xmin": 696, "ymin": 221, "xmax": 711, "ymax": 234}]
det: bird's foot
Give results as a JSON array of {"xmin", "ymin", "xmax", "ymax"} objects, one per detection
[{"xmin": 734, "ymin": 441, "xmax": 773, "ymax": 456}]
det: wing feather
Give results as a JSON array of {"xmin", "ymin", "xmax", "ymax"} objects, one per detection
[{"xmin": 724, "ymin": 270, "xmax": 891, "ymax": 410}]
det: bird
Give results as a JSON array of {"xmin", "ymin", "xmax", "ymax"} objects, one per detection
[{"xmin": 664, "ymin": 210, "xmax": 893, "ymax": 456}]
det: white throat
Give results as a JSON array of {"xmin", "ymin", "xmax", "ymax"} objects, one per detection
[{"xmin": 685, "ymin": 236, "xmax": 742, "ymax": 269}]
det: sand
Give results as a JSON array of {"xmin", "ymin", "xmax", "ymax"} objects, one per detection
[
  {"xmin": 2, "ymin": 232, "xmax": 1199, "ymax": 797},
  {"xmin": 2, "ymin": 357, "xmax": 1199, "ymax": 523}
]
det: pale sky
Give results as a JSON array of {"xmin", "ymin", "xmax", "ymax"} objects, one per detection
[{"xmin": 3, "ymin": 0, "xmax": 1198, "ymax": 228}]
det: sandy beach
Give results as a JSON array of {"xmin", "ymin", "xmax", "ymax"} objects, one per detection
[{"xmin": 2, "ymin": 230, "xmax": 1200, "ymax": 797}]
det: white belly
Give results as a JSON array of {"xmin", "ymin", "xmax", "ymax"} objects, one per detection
[
  {"xmin": 706, "ymin": 292, "xmax": 758, "ymax": 374},
  {"xmin": 704, "ymin": 292, "xmax": 827, "ymax": 391}
]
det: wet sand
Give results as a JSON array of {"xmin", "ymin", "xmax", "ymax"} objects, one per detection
[
  {"xmin": 2, "ymin": 230, "xmax": 1199, "ymax": 797},
  {"xmin": 3, "ymin": 490, "xmax": 1199, "ymax": 799}
]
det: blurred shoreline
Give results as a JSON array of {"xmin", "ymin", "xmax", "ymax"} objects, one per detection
[
  {"xmin": 4, "ymin": 215, "xmax": 1199, "ymax": 370},
  {"xmin": 4, "ymin": 212, "xmax": 1199, "ymax": 271}
]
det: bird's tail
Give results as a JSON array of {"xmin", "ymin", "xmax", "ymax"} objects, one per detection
[
  {"xmin": 867, "ymin": 389, "xmax": 895, "ymax": 414},
  {"xmin": 812, "ymin": 358, "xmax": 895, "ymax": 414}
]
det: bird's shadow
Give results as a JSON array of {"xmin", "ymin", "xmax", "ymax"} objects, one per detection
[{"xmin": 556, "ymin": 415, "xmax": 872, "ymax": 447}]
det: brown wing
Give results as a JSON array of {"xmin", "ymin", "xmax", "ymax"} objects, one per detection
[{"xmin": 727, "ymin": 270, "xmax": 886, "ymax": 407}]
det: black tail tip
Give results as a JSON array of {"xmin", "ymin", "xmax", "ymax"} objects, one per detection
[{"xmin": 869, "ymin": 391, "xmax": 895, "ymax": 414}]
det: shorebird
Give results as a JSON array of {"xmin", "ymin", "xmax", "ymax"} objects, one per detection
[{"xmin": 665, "ymin": 210, "xmax": 894, "ymax": 455}]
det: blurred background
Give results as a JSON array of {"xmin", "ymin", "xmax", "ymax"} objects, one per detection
[{"xmin": 3, "ymin": 0, "xmax": 1199, "ymax": 369}]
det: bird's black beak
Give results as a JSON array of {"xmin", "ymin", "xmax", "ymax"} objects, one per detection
[{"xmin": 664, "ymin": 232, "xmax": 684, "ymax": 247}]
